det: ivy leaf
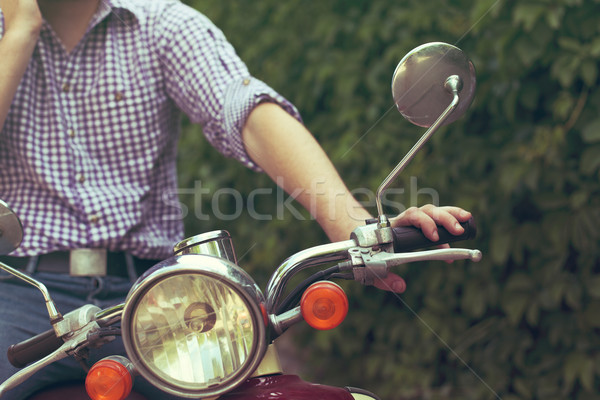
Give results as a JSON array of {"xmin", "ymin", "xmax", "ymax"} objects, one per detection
[
  {"xmin": 581, "ymin": 119, "xmax": 600, "ymax": 143},
  {"xmin": 490, "ymin": 231, "xmax": 512, "ymax": 265},
  {"xmin": 513, "ymin": 377, "xmax": 533, "ymax": 398},
  {"xmin": 461, "ymin": 281, "xmax": 487, "ymax": 318},
  {"xmin": 580, "ymin": 357, "xmax": 596, "ymax": 392},
  {"xmin": 515, "ymin": 35, "xmax": 544, "ymax": 66},
  {"xmin": 583, "ymin": 301, "xmax": 600, "ymax": 328},
  {"xmin": 506, "ymin": 273, "xmax": 535, "ymax": 291},
  {"xmin": 513, "ymin": 4, "xmax": 545, "ymax": 31},
  {"xmin": 586, "ymin": 276, "xmax": 600, "ymax": 298},
  {"xmin": 551, "ymin": 54, "xmax": 581, "ymax": 87},
  {"xmin": 591, "ymin": 37, "xmax": 600, "ymax": 57},
  {"xmin": 564, "ymin": 352, "xmax": 586, "ymax": 392},
  {"xmin": 558, "ymin": 37, "xmax": 583, "ymax": 53},
  {"xmin": 525, "ymin": 300, "xmax": 540, "ymax": 325},
  {"xmin": 580, "ymin": 145, "xmax": 600, "ymax": 174},
  {"xmin": 564, "ymin": 279, "xmax": 583, "ymax": 310},
  {"xmin": 581, "ymin": 59, "xmax": 598, "ymax": 86},
  {"xmin": 501, "ymin": 292, "xmax": 530, "ymax": 325},
  {"xmin": 545, "ymin": 6, "xmax": 564, "ymax": 29}
]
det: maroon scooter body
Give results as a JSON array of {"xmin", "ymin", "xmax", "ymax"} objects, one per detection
[
  {"xmin": 221, "ymin": 375, "xmax": 354, "ymax": 400},
  {"xmin": 26, "ymin": 376, "xmax": 362, "ymax": 400},
  {"xmin": 26, "ymin": 382, "xmax": 147, "ymax": 400}
]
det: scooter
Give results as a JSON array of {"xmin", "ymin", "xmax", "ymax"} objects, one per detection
[{"xmin": 0, "ymin": 42, "xmax": 480, "ymax": 400}]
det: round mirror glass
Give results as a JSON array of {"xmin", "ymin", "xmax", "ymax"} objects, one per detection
[
  {"xmin": 0, "ymin": 200, "xmax": 23, "ymax": 255},
  {"xmin": 392, "ymin": 42, "xmax": 476, "ymax": 127}
]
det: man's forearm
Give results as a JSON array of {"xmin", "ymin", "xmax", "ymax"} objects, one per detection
[
  {"xmin": 0, "ymin": 0, "xmax": 42, "ymax": 130},
  {"xmin": 242, "ymin": 102, "xmax": 371, "ymax": 242}
]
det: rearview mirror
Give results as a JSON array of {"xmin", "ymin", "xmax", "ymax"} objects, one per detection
[
  {"xmin": 0, "ymin": 200, "xmax": 23, "ymax": 255},
  {"xmin": 376, "ymin": 42, "xmax": 476, "ymax": 223}
]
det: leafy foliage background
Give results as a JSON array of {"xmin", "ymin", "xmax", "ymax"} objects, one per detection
[{"xmin": 177, "ymin": 0, "xmax": 600, "ymax": 399}]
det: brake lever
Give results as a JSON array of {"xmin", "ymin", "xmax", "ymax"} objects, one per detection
[
  {"xmin": 0, "ymin": 343, "xmax": 71, "ymax": 396},
  {"xmin": 350, "ymin": 247, "xmax": 482, "ymax": 286},
  {"xmin": 377, "ymin": 247, "xmax": 482, "ymax": 266},
  {"xmin": 0, "ymin": 319, "xmax": 101, "ymax": 396}
]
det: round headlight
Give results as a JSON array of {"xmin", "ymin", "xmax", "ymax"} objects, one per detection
[{"xmin": 121, "ymin": 254, "xmax": 267, "ymax": 398}]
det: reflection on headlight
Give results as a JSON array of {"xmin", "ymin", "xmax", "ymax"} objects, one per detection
[
  {"xmin": 130, "ymin": 274, "xmax": 255, "ymax": 389},
  {"xmin": 184, "ymin": 302, "xmax": 216, "ymax": 333}
]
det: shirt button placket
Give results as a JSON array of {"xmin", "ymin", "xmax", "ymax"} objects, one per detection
[{"xmin": 61, "ymin": 80, "xmax": 75, "ymax": 140}]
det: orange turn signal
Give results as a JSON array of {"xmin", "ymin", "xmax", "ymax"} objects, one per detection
[
  {"xmin": 85, "ymin": 356, "xmax": 133, "ymax": 400},
  {"xmin": 300, "ymin": 281, "xmax": 348, "ymax": 330}
]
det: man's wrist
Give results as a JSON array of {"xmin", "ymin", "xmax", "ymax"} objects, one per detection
[{"xmin": 3, "ymin": 22, "xmax": 41, "ymax": 43}]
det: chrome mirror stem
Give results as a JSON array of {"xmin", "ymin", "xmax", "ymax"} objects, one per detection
[
  {"xmin": 375, "ymin": 75, "xmax": 462, "ymax": 220},
  {"xmin": 0, "ymin": 261, "xmax": 64, "ymax": 330}
]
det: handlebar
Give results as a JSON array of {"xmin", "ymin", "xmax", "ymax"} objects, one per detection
[
  {"xmin": 267, "ymin": 217, "xmax": 479, "ymax": 314},
  {"xmin": 7, "ymin": 329, "xmax": 64, "ymax": 368},
  {"xmin": 6, "ymin": 303, "xmax": 115, "ymax": 369},
  {"xmin": 392, "ymin": 217, "xmax": 476, "ymax": 252}
]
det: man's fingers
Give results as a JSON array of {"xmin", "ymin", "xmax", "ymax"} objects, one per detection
[
  {"xmin": 373, "ymin": 273, "xmax": 406, "ymax": 293},
  {"xmin": 424, "ymin": 205, "xmax": 471, "ymax": 236},
  {"xmin": 391, "ymin": 205, "xmax": 472, "ymax": 242},
  {"xmin": 392, "ymin": 207, "xmax": 439, "ymax": 241}
]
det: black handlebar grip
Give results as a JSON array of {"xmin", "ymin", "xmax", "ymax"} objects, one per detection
[
  {"xmin": 392, "ymin": 217, "xmax": 477, "ymax": 252},
  {"xmin": 7, "ymin": 328, "xmax": 64, "ymax": 368}
]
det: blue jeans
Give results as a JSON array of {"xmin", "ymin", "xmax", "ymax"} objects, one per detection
[{"xmin": 0, "ymin": 272, "xmax": 185, "ymax": 400}]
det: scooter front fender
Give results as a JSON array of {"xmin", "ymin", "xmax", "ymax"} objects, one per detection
[{"xmin": 220, "ymin": 374, "xmax": 369, "ymax": 400}]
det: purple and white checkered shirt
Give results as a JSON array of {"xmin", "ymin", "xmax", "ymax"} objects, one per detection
[{"xmin": 0, "ymin": 0, "xmax": 300, "ymax": 259}]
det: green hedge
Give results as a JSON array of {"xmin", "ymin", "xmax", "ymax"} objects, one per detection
[{"xmin": 178, "ymin": 1, "xmax": 600, "ymax": 399}]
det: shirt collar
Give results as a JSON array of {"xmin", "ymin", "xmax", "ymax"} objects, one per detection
[
  {"xmin": 95, "ymin": 0, "xmax": 141, "ymax": 26},
  {"xmin": 38, "ymin": 0, "xmax": 141, "ymax": 38}
]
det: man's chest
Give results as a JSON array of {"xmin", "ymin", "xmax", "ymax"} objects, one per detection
[{"xmin": 1, "ymin": 23, "xmax": 176, "ymax": 181}]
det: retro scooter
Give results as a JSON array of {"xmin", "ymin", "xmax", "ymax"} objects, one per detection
[{"xmin": 0, "ymin": 42, "xmax": 479, "ymax": 399}]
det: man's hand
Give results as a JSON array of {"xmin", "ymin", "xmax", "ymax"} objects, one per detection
[
  {"xmin": 0, "ymin": 0, "xmax": 43, "ymax": 37},
  {"xmin": 241, "ymin": 105, "xmax": 473, "ymax": 294},
  {"xmin": 390, "ymin": 205, "xmax": 472, "ymax": 245},
  {"xmin": 0, "ymin": 0, "xmax": 43, "ymax": 131},
  {"xmin": 373, "ymin": 205, "xmax": 472, "ymax": 293}
]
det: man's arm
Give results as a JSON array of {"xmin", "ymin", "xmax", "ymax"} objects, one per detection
[
  {"xmin": 242, "ymin": 103, "xmax": 471, "ymax": 292},
  {"xmin": 242, "ymin": 102, "xmax": 371, "ymax": 242},
  {"xmin": 0, "ymin": 0, "xmax": 42, "ymax": 130},
  {"xmin": 242, "ymin": 102, "xmax": 471, "ymax": 242}
]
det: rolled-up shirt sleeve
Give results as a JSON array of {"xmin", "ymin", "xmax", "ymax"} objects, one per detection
[
  {"xmin": 153, "ymin": 2, "xmax": 301, "ymax": 171},
  {"xmin": 0, "ymin": 7, "xmax": 5, "ymax": 38}
]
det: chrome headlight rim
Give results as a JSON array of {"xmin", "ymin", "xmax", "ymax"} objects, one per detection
[{"xmin": 121, "ymin": 254, "xmax": 268, "ymax": 398}]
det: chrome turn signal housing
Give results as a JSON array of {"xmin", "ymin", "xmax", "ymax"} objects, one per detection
[{"xmin": 121, "ymin": 254, "xmax": 267, "ymax": 398}]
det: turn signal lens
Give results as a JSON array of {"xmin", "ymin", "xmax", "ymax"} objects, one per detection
[
  {"xmin": 300, "ymin": 281, "xmax": 348, "ymax": 330},
  {"xmin": 86, "ymin": 356, "xmax": 133, "ymax": 400}
]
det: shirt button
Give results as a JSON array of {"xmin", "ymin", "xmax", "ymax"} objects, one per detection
[
  {"xmin": 62, "ymin": 83, "xmax": 70, "ymax": 92},
  {"xmin": 243, "ymin": 78, "xmax": 250, "ymax": 86},
  {"xmin": 115, "ymin": 91, "xmax": 124, "ymax": 101},
  {"xmin": 89, "ymin": 214, "xmax": 100, "ymax": 224},
  {"xmin": 77, "ymin": 174, "xmax": 85, "ymax": 183},
  {"xmin": 68, "ymin": 129, "xmax": 75, "ymax": 138}
]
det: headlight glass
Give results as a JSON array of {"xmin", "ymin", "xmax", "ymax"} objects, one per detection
[{"xmin": 129, "ymin": 272, "xmax": 257, "ymax": 392}]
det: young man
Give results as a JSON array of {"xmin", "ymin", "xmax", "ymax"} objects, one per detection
[{"xmin": 0, "ymin": 0, "xmax": 471, "ymax": 398}]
